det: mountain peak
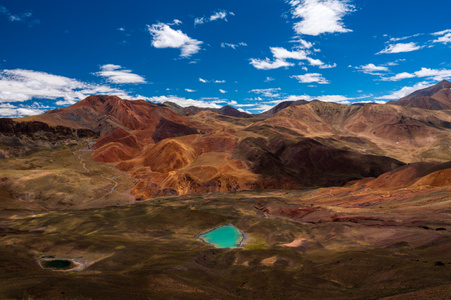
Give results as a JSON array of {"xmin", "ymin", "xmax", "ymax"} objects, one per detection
[
  {"xmin": 218, "ymin": 105, "xmax": 252, "ymax": 118},
  {"xmin": 387, "ymin": 80, "xmax": 451, "ymax": 110}
]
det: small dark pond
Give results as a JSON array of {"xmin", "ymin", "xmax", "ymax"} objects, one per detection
[{"xmin": 41, "ymin": 259, "xmax": 75, "ymax": 270}]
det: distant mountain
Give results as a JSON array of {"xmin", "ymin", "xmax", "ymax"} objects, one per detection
[
  {"xmin": 159, "ymin": 102, "xmax": 253, "ymax": 118},
  {"xmin": 261, "ymin": 99, "xmax": 310, "ymax": 117},
  {"xmin": 387, "ymin": 80, "xmax": 451, "ymax": 110}
]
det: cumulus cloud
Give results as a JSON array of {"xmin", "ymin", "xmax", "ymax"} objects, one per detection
[
  {"xmin": 94, "ymin": 64, "xmax": 146, "ymax": 84},
  {"xmin": 382, "ymin": 72, "xmax": 414, "ymax": 81},
  {"xmin": 194, "ymin": 10, "xmax": 234, "ymax": 25},
  {"xmin": 377, "ymin": 42, "xmax": 423, "ymax": 54},
  {"xmin": 250, "ymin": 58, "xmax": 294, "ymax": 70},
  {"xmin": 319, "ymin": 63, "xmax": 337, "ymax": 69},
  {"xmin": 199, "ymin": 78, "xmax": 208, "ymax": 83},
  {"xmin": 172, "ymin": 19, "xmax": 182, "ymax": 25},
  {"xmin": 291, "ymin": 73, "xmax": 329, "ymax": 84},
  {"xmin": 147, "ymin": 23, "xmax": 203, "ymax": 58},
  {"xmin": 0, "ymin": 5, "xmax": 38, "ymax": 24},
  {"xmin": 185, "ymin": 88, "xmax": 196, "ymax": 92},
  {"xmin": 250, "ymin": 46, "xmax": 330, "ymax": 70},
  {"xmin": 221, "ymin": 42, "xmax": 247, "ymax": 49},
  {"xmin": 148, "ymin": 95, "xmax": 222, "ymax": 108},
  {"xmin": 376, "ymin": 81, "xmax": 431, "ymax": 100},
  {"xmin": 219, "ymin": 89, "xmax": 227, "ymax": 94},
  {"xmin": 433, "ymin": 32, "xmax": 451, "ymax": 44},
  {"xmin": 383, "ymin": 67, "xmax": 451, "ymax": 81},
  {"xmin": 0, "ymin": 69, "xmax": 132, "ymax": 105},
  {"xmin": 290, "ymin": 37, "xmax": 314, "ymax": 49},
  {"xmin": 307, "ymin": 57, "xmax": 325, "ymax": 66},
  {"xmin": 356, "ymin": 63, "xmax": 389, "ymax": 75},
  {"xmin": 0, "ymin": 102, "xmax": 48, "ymax": 117},
  {"xmin": 432, "ymin": 29, "xmax": 451, "ymax": 36},
  {"xmin": 272, "ymin": 47, "xmax": 309, "ymax": 60},
  {"xmin": 0, "ymin": 105, "xmax": 45, "ymax": 117},
  {"xmin": 250, "ymin": 88, "xmax": 281, "ymax": 97},
  {"xmin": 288, "ymin": 0, "xmax": 355, "ymax": 36}
]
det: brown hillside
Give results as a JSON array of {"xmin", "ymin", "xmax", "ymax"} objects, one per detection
[
  {"xmin": 5, "ymin": 83, "xmax": 451, "ymax": 199},
  {"xmin": 388, "ymin": 80, "xmax": 451, "ymax": 110}
]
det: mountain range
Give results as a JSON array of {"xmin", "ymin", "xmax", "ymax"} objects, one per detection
[{"xmin": 1, "ymin": 80, "xmax": 451, "ymax": 200}]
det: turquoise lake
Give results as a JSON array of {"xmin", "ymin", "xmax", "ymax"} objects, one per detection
[{"xmin": 199, "ymin": 225, "xmax": 244, "ymax": 248}]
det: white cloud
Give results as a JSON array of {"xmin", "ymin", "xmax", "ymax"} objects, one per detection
[
  {"xmin": 432, "ymin": 29, "xmax": 451, "ymax": 36},
  {"xmin": 271, "ymin": 47, "xmax": 309, "ymax": 60},
  {"xmin": 319, "ymin": 63, "xmax": 337, "ymax": 69},
  {"xmin": 414, "ymin": 68, "xmax": 451, "ymax": 81},
  {"xmin": 265, "ymin": 77, "xmax": 275, "ymax": 82},
  {"xmin": 250, "ymin": 58, "xmax": 294, "ymax": 70},
  {"xmin": 388, "ymin": 33, "xmax": 421, "ymax": 42},
  {"xmin": 250, "ymin": 88, "xmax": 281, "ymax": 97},
  {"xmin": 148, "ymin": 95, "xmax": 222, "ymax": 108},
  {"xmin": 147, "ymin": 23, "xmax": 203, "ymax": 58},
  {"xmin": 219, "ymin": 89, "xmax": 227, "ymax": 94},
  {"xmin": 118, "ymin": 27, "xmax": 125, "ymax": 31},
  {"xmin": 307, "ymin": 57, "xmax": 325, "ymax": 66},
  {"xmin": 0, "ymin": 5, "xmax": 36, "ymax": 24},
  {"xmin": 195, "ymin": 10, "xmax": 234, "ymax": 25},
  {"xmin": 199, "ymin": 78, "xmax": 225, "ymax": 83},
  {"xmin": 290, "ymin": 37, "xmax": 314, "ymax": 48},
  {"xmin": 94, "ymin": 64, "xmax": 146, "ymax": 84},
  {"xmin": 0, "ymin": 103, "xmax": 45, "ymax": 117},
  {"xmin": 288, "ymin": 0, "xmax": 354, "ymax": 36},
  {"xmin": 251, "ymin": 104, "xmax": 274, "ymax": 113},
  {"xmin": 377, "ymin": 42, "xmax": 423, "ymax": 54},
  {"xmin": 210, "ymin": 11, "xmax": 227, "ymax": 21},
  {"xmin": 249, "ymin": 46, "xmax": 329, "ymax": 70},
  {"xmin": 291, "ymin": 73, "xmax": 329, "ymax": 84},
  {"xmin": 357, "ymin": 63, "xmax": 389, "ymax": 75},
  {"xmin": 383, "ymin": 67, "xmax": 451, "ymax": 82},
  {"xmin": 383, "ymin": 72, "xmax": 415, "ymax": 81},
  {"xmin": 376, "ymin": 81, "xmax": 431, "ymax": 100},
  {"xmin": 185, "ymin": 88, "xmax": 196, "ymax": 92},
  {"xmin": 221, "ymin": 42, "xmax": 247, "ymax": 49},
  {"xmin": 234, "ymin": 103, "xmax": 257, "ymax": 107},
  {"xmin": 0, "ymin": 69, "xmax": 133, "ymax": 105},
  {"xmin": 433, "ymin": 33, "xmax": 451, "ymax": 44}
]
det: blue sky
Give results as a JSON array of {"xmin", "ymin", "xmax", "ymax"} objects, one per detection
[{"xmin": 1, "ymin": 0, "xmax": 451, "ymax": 117}]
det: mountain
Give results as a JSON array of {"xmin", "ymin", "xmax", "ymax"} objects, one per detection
[
  {"xmin": 159, "ymin": 102, "xmax": 253, "ymax": 118},
  {"xmin": 1, "ymin": 81, "xmax": 451, "ymax": 200},
  {"xmin": 0, "ymin": 118, "xmax": 97, "ymax": 158},
  {"xmin": 252, "ymin": 101, "xmax": 451, "ymax": 163},
  {"xmin": 261, "ymin": 99, "xmax": 310, "ymax": 116},
  {"xmin": 387, "ymin": 80, "xmax": 451, "ymax": 110},
  {"xmin": 218, "ymin": 105, "xmax": 253, "ymax": 118}
]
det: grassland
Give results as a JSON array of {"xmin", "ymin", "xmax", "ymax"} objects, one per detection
[
  {"xmin": 0, "ymin": 185, "xmax": 450, "ymax": 299},
  {"xmin": 0, "ymin": 143, "xmax": 135, "ymax": 213}
]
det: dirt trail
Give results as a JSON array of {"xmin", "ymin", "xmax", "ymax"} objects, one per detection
[{"xmin": 73, "ymin": 149, "xmax": 119, "ymax": 201}]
